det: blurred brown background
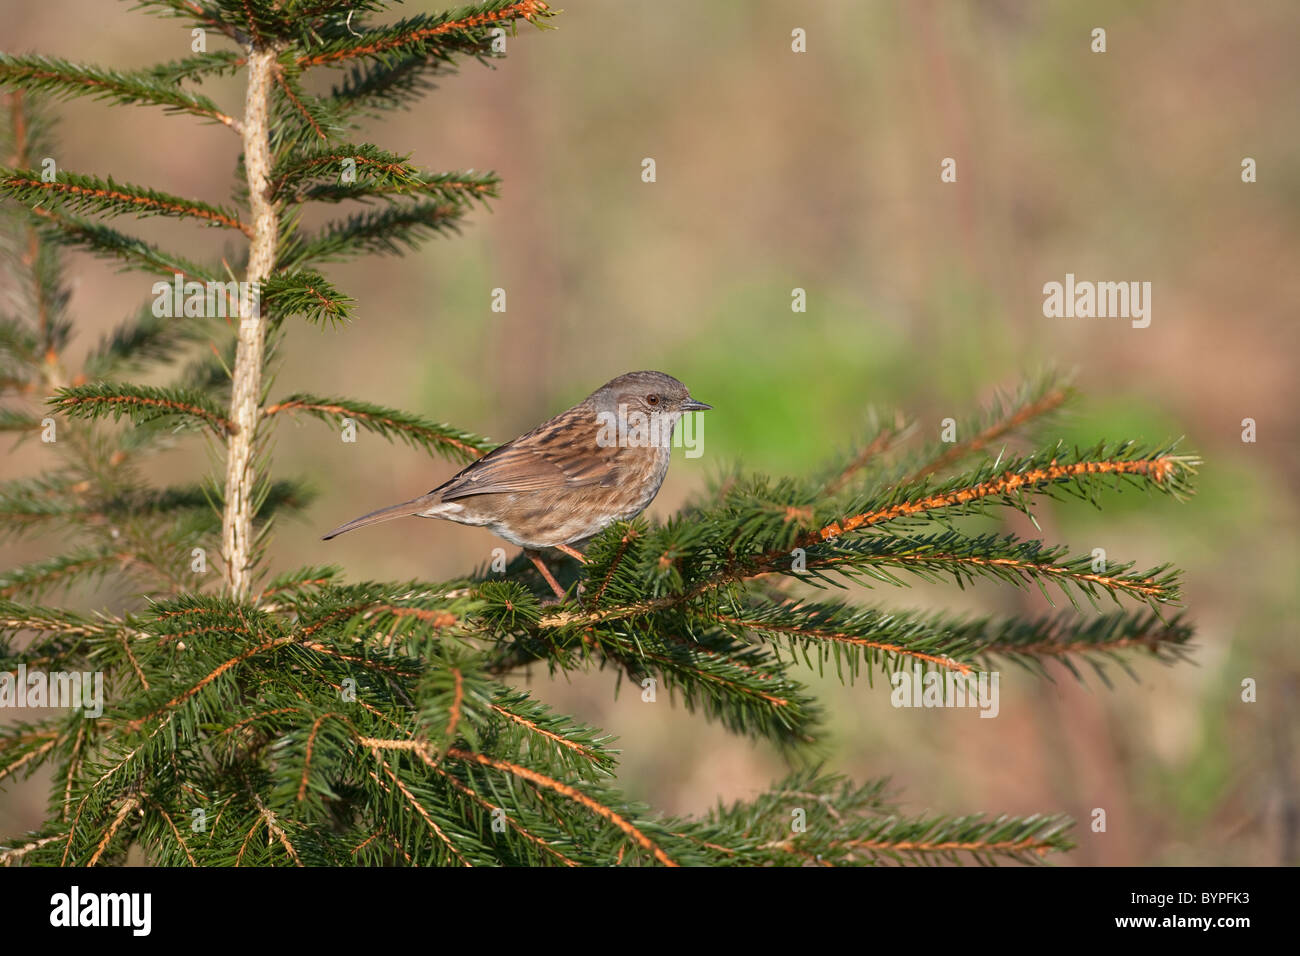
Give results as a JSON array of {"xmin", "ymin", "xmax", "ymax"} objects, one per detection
[{"xmin": 2, "ymin": 0, "xmax": 1298, "ymax": 864}]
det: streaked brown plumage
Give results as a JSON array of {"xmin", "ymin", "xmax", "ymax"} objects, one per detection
[{"xmin": 322, "ymin": 371, "xmax": 711, "ymax": 596}]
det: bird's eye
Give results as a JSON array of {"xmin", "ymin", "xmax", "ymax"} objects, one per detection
[{"xmin": 646, "ymin": 394, "xmax": 660, "ymax": 406}]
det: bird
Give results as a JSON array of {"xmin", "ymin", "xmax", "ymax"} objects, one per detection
[{"xmin": 322, "ymin": 370, "xmax": 712, "ymax": 598}]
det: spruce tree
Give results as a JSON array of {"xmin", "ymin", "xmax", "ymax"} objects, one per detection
[{"xmin": 0, "ymin": 1, "xmax": 1198, "ymax": 867}]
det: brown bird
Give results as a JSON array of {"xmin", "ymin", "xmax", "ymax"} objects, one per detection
[{"xmin": 322, "ymin": 370, "xmax": 711, "ymax": 598}]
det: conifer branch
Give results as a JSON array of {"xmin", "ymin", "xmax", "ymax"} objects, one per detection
[
  {"xmin": 366, "ymin": 747, "xmax": 472, "ymax": 865},
  {"xmin": 0, "ymin": 600, "xmax": 135, "ymax": 642},
  {"xmin": 133, "ymin": 1, "xmax": 249, "ymax": 44},
  {"xmin": 0, "ymin": 732, "xmax": 60, "ymax": 786},
  {"xmin": 0, "ymin": 550, "xmax": 126, "ymax": 600},
  {"xmin": 555, "ymin": 624, "xmax": 820, "ymax": 744},
  {"xmin": 252, "ymin": 793, "xmax": 303, "ymax": 866},
  {"xmin": 540, "ymin": 447, "xmax": 1196, "ymax": 635},
  {"xmin": 713, "ymin": 600, "xmax": 977, "ymax": 678},
  {"xmin": 818, "ymin": 417, "xmax": 909, "ymax": 497},
  {"xmin": 816, "ymin": 447, "xmax": 1196, "ymax": 541},
  {"xmin": 142, "ymin": 796, "xmax": 197, "ymax": 866},
  {"xmin": 125, "ymin": 633, "xmax": 296, "ymax": 733},
  {"xmin": 327, "ymin": 54, "xmax": 450, "ymax": 115},
  {"xmin": 269, "ymin": 143, "xmax": 420, "ymax": 199},
  {"xmin": 289, "ymin": 167, "xmax": 500, "ymax": 207},
  {"xmin": 0, "ymin": 474, "xmax": 84, "ymax": 539},
  {"xmin": 296, "ymin": 1, "xmax": 554, "ymax": 68},
  {"xmin": 147, "ymin": 51, "xmax": 243, "ymax": 85},
  {"xmin": 3, "ymin": 92, "xmax": 73, "ymax": 369},
  {"xmin": 24, "ymin": 207, "xmax": 217, "ymax": 281},
  {"xmin": 50, "ymin": 382, "xmax": 235, "ymax": 435},
  {"xmin": 0, "ymin": 168, "xmax": 250, "ymax": 234},
  {"xmin": 262, "ymin": 270, "xmax": 353, "ymax": 324},
  {"xmin": 431, "ymin": 764, "xmax": 580, "ymax": 866},
  {"xmin": 971, "ymin": 609, "xmax": 1195, "ymax": 683},
  {"xmin": 444, "ymin": 747, "xmax": 680, "ymax": 867},
  {"xmin": 264, "ymin": 394, "xmax": 493, "ymax": 461},
  {"xmin": 256, "ymin": 565, "xmax": 341, "ymax": 602},
  {"xmin": 0, "ymin": 318, "xmax": 40, "ymax": 366},
  {"xmin": 837, "ymin": 814, "xmax": 1073, "ymax": 864},
  {"xmin": 487, "ymin": 697, "xmax": 611, "ymax": 770},
  {"xmin": 272, "ymin": 66, "xmax": 335, "ymax": 144},
  {"xmin": 0, "ymin": 477, "xmax": 308, "ymax": 546},
  {"xmin": 689, "ymin": 773, "xmax": 1072, "ymax": 865},
  {"xmin": 902, "ymin": 377, "xmax": 1074, "ymax": 484},
  {"xmin": 84, "ymin": 303, "xmax": 209, "ymax": 378},
  {"xmin": 0, "ymin": 407, "xmax": 40, "ymax": 432},
  {"xmin": 0, "ymin": 833, "xmax": 63, "ymax": 866},
  {"xmin": 794, "ymin": 532, "xmax": 1182, "ymax": 608},
  {"xmin": 277, "ymin": 200, "xmax": 465, "ymax": 266},
  {"xmin": 87, "ymin": 794, "xmax": 141, "ymax": 866},
  {"xmin": 0, "ymin": 54, "xmax": 242, "ymax": 130}
]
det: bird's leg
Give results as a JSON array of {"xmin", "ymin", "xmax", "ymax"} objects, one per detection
[
  {"xmin": 554, "ymin": 543, "xmax": 587, "ymax": 564},
  {"xmin": 554, "ymin": 544, "xmax": 590, "ymax": 603},
  {"xmin": 524, "ymin": 548, "xmax": 567, "ymax": 601}
]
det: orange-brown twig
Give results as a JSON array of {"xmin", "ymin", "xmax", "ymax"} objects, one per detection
[
  {"xmin": 297, "ymin": 1, "xmax": 551, "ymax": 67},
  {"xmin": 446, "ymin": 747, "xmax": 679, "ymax": 867}
]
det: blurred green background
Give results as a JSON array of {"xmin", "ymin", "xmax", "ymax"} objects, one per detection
[{"xmin": 2, "ymin": 0, "xmax": 1297, "ymax": 865}]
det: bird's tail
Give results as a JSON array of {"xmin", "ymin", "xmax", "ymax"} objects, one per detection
[{"xmin": 321, "ymin": 495, "xmax": 432, "ymax": 540}]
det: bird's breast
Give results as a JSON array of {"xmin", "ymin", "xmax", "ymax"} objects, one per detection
[{"xmin": 609, "ymin": 444, "xmax": 672, "ymax": 520}]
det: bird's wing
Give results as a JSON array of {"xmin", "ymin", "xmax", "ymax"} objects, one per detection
[{"xmin": 434, "ymin": 414, "xmax": 620, "ymax": 501}]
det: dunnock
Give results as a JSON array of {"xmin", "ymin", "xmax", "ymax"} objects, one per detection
[{"xmin": 322, "ymin": 370, "xmax": 711, "ymax": 597}]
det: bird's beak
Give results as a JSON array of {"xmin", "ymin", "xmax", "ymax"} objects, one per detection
[{"xmin": 681, "ymin": 398, "xmax": 712, "ymax": 411}]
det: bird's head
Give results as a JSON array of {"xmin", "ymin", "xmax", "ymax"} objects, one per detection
[{"xmin": 593, "ymin": 370, "xmax": 712, "ymax": 417}]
